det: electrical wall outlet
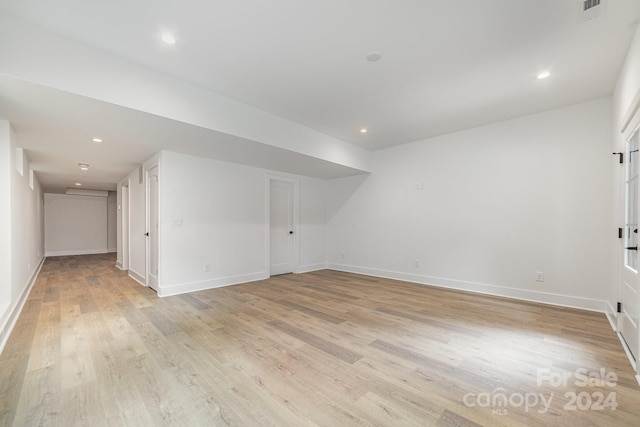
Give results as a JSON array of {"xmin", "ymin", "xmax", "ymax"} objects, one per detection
[
  {"xmin": 536, "ymin": 271, "xmax": 544, "ymax": 282},
  {"xmin": 414, "ymin": 260, "xmax": 420, "ymax": 268},
  {"xmin": 204, "ymin": 263, "xmax": 211, "ymax": 273}
]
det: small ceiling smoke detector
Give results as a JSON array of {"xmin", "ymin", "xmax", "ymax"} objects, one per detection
[
  {"xmin": 537, "ymin": 71, "xmax": 551, "ymax": 80},
  {"xmin": 78, "ymin": 163, "xmax": 90, "ymax": 170},
  {"xmin": 366, "ymin": 51, "xmax": 382, "ymax": 62}
]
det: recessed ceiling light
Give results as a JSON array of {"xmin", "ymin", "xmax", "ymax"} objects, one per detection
[
  {"xmin": 360, "ymin": 128, "xmax": 368, "ymax": 134},
  {"xmin": 161, "ymin": 33, "xmax": 176, "ymax": 45},
  {"xmin": 537, "ymin": 71, "xmax": 551, "ymax": 80},
  {"xmin": 366, "ymin": 51, "xmax": 382, "ymax": 62},
  {"xmin": 92, "ymin": 137, "xmax": 103, "ymax": 143},
  {"xmin": 78, "ymin": 163, "xmax": 90, "ymax": 171},
  {"xmin": 75, "ymin": 182, "xmax": 82, "ymax": 186}
]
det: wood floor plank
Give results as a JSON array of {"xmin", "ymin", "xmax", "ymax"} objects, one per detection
[
  {"xmin": 1, "ymin": 254, "xmax": 640, "ymax": 426},
  {"xmin": 375, "ymin": 306, "xmax": 482, "ymax": 337},
  {"xmin": 0, "ymin": 298, "xmax": 42, "ymax": 425},
  {"xmin": 267, "ymin": 319, "xmax": 363, "ymax": 364},
  {"xmin": 275, "ymin": 300, "xmax": 346, "ymax": 324},
  {"xmin": 139, "ymin": 306, "xmax": 182, "ymax": 336}
]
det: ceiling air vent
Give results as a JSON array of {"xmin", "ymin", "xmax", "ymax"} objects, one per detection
[
  {"xmin": 579, "ymin": 0, "xmax": 606, "ymax": 22},
  {"xmin": 583, "ymin": 0, "xmax": 600, "ymax": 11},
  {"xmin": 65, "ymin": 188, "xmax": 109, "ymax": 197}
]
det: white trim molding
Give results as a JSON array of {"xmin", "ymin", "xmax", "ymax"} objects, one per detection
[
  {"xmin": 158, "ymin": 272, "xmax": 267, "ymax": 297},
  {"xmin": 605, "ymin": 301, "xmax": 618, "ymax": 332},
  {"xmin": 128, "ymin": 269, "xmax": 146, "ymax": 287},
  {"xmin": 0, "ymin": 256, "xmax": 45, "ymax": 355},
  {"xmin": 46, "ymin": 249, "xmax": 109, "ymax": 257},
  {"xmin": 328, "ymin": 263, "xmax": 607, "ymax": 313},
  {"xmin": 297, "ymin": 263, "xmax": 328, "ymax": 274}
]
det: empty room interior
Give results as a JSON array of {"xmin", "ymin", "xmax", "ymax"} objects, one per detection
[{"xmin": 3, "ymin": 1, "xmax": 640, "ymax": 425}]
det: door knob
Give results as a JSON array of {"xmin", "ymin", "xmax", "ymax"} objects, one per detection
[
  {"xmin": 625, "ymin": 246, "xmax": 637, "ymax": 251},
  {"xmin": 289, "ymin": 231, "xmax": 293, "ymax": 234},
  {"xmin": 144, "ymin": 232, "xmax": 149, "ymax": 236}
]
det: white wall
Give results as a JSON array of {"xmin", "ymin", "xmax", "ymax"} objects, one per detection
[
  {"xmin": 12, "ymin": 147, "xmax": 45, "ymax": 302},
  {"xmin": 107, "ymin": 191, "xmax": 117, "ymax": 252},
  {"xmin": 327, "ymin": 97, "xmax": 613, "ymax": 311},
  {"xmin": 0, "ymin": 122, "xmax": 11, "ymax": 309},
  {"xmin": 0, "ymin": 120, "xmax": 45, "ymax": 353},
  {"xmin": 44, "ymin": 193, "xmax": 108, "ymax": 256},
  {"xmin": 157, "ymin": 151, "xmax": 327, "ymax": 296}
]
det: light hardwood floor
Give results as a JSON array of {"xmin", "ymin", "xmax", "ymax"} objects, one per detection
[{"xmin": 1, "ymin": 254, "xmax": 639, "ymax": 426}]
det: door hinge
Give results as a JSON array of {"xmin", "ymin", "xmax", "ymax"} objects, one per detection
[
  {"xmin": 613, "ymin": 152, "xmax": 623, "ymax": 164},
  {"xmin": 619, "ymin": 228, "xmax": 623, "ymax": 239},
  {"xmin": 617, "ymin": 302, "xmax": 622, "ymax": 313}
]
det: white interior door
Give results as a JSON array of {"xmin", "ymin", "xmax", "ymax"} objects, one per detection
[
  {"xmin": 621, "ymin": 127, "xmax": 640, "ymax": 364},
  {"xmin": 147, "ymin": 166, "xmax": 159, "ymax": 290},
  {"xmin": 270, "ymin": 180, "xmax": 294, "ymax": 275}
]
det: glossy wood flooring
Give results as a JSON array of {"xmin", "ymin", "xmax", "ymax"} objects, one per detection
[{"xmin": 1, "ymin": 254, "xmax": 639, "ymax": 426}]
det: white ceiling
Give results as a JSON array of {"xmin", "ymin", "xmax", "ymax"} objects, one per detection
[{"xmin": 0, "ymin": 0, "xmax": 639, "ymax": 192}]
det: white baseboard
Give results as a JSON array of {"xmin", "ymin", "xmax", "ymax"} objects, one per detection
[
  {"xmin": 115, "ymin": 260, "xmax": 123, "ymax": 270},
  {"xmin": 128, "ymin": 269, "xmax": 146, "ymax": 286},
  {"xmin": 605, "ymin": 301, "xmax": 618, "ymax": 332},
  {"xmin": 45, "ymin": 249, "xmax": 109, "ymax": 257},
  {"xmin": 158, "ymin": 272, "xmax": 268, "ymax": 297},
  {"xmin": 328, "ymin": 263, "xmax": 607, "ymax": 313},
  {"xmin": 297, "ymin": 262, "xmax": 328, "ymax": 274},
  {"xmin": 0, "ymin": 256, "xmax": 45, "ymax": 355},
  {"xmin": 617, "ymin": 330, "xmax": 638, "ymax": 374}
]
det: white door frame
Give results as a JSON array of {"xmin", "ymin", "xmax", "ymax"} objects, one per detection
[
  {"xmin": 145, "ymin": 164, "xmax": 160, "ymax": 291},
  {"xmin": 265, "ymin": 175, "xmax": 299, "ymax": 276},
  {"xmin": 121, "ymin": 179, "xmax": 130, "ymax": 271},
  {"xmin": 617, "ymin": 89, "xmax": 640, "ymax": 378}
]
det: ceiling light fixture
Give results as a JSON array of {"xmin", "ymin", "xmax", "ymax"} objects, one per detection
[
  {"xmin": 78, "ymin": 163, "xmax": 90, "ymax": 170},
  {"xmin": 537, "ymin": 71, "xmax": 551, "ymax": 80},
  {"xmin": 161, "ymin": 33, "xmax": 177, "ymax": 45},
  {"xmin": 92, "ymin": 137, "xmax": 103, "ymax": 143},
  {"xmin": 75, "ymin": 182, "xmax": 82, "ymax": 186},
  {"xmin": 360, "ymin": 128, "xmax": 368, "ymax": 134},
  {"xmin": 366, "ymin": 51, "xmax": 382, "ymax": 62}
]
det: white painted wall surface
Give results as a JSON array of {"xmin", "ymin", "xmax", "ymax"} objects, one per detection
[
  {"xmin": 327, "ymin": 98, "xmax": 613, "ymax": 311},
  {"xmin": 12, "ymin": 145, "xmax": 44, "ymax": 301},
  {"xmin": 1, "ymin": 121, "xmax": 45, "ymax": 353},
  {"xmin": 107, "ymin": 191, "xmax": 117, "ymax": 252},
  {"xmin": 299, "ymin": 178, "xmax": 329, "ymax": 272},
  {"xmin": 44, "ymin": 193, "xmax": 107, "ymax": 256},
  {"xmin": 0, "ymin": 122, "xmax": 11, "ymax": 308},
  {"xmin": 614, "ymin": 27, "xmax": 640, "ymax": 127},
  {"xmin": 158, "ymin": 151, "xmax": 327, "ymax": 296}
]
